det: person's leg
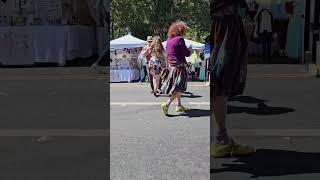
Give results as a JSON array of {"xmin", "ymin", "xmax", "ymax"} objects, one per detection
[
  {"xmin": 211, "ymin": 92, "xmax": 256, "ymax": 157},
  {"xmin": 149, "ymin": 73, "xmax": 154, "ymax": 92},
  {"xmin": 147, "ymin": 66, "xmax": 154, "ymax": 92},
  {"xmin": 167, "ymin": 92, "xmax": 177, "ymax": 106},
  {"xmin": 146, "ymin": 66, "xmax": 149, "ymax": 82},
  {"xmin": 175, "ymin": 91, "xmax": 190, "ymax": 112},
  {"xmin": 211, "ymin": 83, "xmax": 255, "ymax": 158},
  {"xmin": 142, "ymin": 66, "xmax": 147, "ymax": 81},
  {"xmin": 153, "ymin": 75, "xmax": 160, "ymax": 96},
  {"xmin": 213, "ymin": 94, "xmax": 229, "ymax": 145},
  {"xmin": 176, "ymin": 92, "xmax": 182, "ymax": 106},
  {"xmin": 158, "ymin": 77, "xmax": 163, "ymax": 93},
  {"xmin": 280, "ymin": 19, "xmax": 289, "ymax": 52},
  {"xmin": 262, "ymin": 34, "xmax": 267, "ymax": 63},
  {"xmin": 267, "ymin": 33, "xmax": 272, "ymax": 63},
  {"xmin": 161, "ymin": 92, "xmax": 177, "ymax": 115}
]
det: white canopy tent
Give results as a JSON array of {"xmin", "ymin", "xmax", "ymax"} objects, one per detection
[
  {"xmin": 110, "ymin": 34, "xmax": 146, "ymax": 50},
  {"xmin": 162, "ymin": 39, "xmax": 205, "ymax": 50}
]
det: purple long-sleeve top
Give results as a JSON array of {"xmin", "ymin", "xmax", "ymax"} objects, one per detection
[{"xmin": 166, "ymin": 36, "xmax": 191, "ymax": 67}]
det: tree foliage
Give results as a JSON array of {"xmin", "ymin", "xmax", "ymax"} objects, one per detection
[{"xmin": 110, "ymin": 0, "xmax": 210, "ymax": 43}]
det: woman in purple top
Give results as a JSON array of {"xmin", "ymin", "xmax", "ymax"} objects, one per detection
[{"xmin": 161, "ymin": 21, "xmax": 192, "ymax": 115}]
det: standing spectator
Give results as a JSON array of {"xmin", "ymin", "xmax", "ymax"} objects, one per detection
[
  {"xmin": 141, "ymin": 36, "xmax": 155, "ymax": 93},
  {"xmin": 256, "ymin": 9, "xmax": 274, "ymax": 63},
  {"xmin": 149, "ymin": 36, "xmax": 165, "ymax": 97}
]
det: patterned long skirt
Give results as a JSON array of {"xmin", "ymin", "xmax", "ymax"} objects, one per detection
[
  {"xmin": 209, "ymin": 14, "xmax": 248, "ymax": 97},
  {"xmin": 161, "ymin": 65, "xmax": 188, "ymax": 96}
]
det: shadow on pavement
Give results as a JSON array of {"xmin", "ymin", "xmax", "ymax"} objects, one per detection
[
  {"xmin": 183, "ymin": 91, "xmax": 193, "ymax": 95},
  {"xmin": 181, "ymin": 94, "xmax": 202, "ymax": 98},
  {"xmin": 167, "ymin": 109, "xmax": 210, "ymax": 118},
  {"xmin": 227, "ymin": 105, "xmax": 295, "ymax": 115},
  {"xmin": 211, "ymin": 149, "xmax": 320, "ymax": 178},
  {"xmin": 157, "ymin": 93, "xmax": 202, "ymax": 98},
  {"xmin": 182, "ymin": 91, "xmax": 202, "ymax": 98},
  {"xmin": 228, "ymin": 96, "xmax": 268, "ymax": 104},
  {"xmin": 227, "ymin": 95, "xmax": 295, "ymax": 115}
]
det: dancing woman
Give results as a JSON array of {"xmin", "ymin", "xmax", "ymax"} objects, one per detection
[
  {"xmin": 161, "ymin": 21, "xmax": 192, "ymax": 115},
  {"xmin": 209, "ymin": 0, "xmax": 255, "ymax": 157},
  {"xmin": 149, "ymin": 36, "xmax": 166, "ymax": 97}
]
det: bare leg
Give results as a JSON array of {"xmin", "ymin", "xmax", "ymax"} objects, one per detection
[
  {"xmin": 176, "ymin": 92, "xmax": 182, "ymax": 106},
  {"xmin": 212, "ymin": 92, "xmax": 229, "ymax": 145},
  {"xmin": 153, "ymin": 80, "xmax": 157, "ymax": 93},
  {"xmin": 153, "ymin": 75, "xmax": 159, "ymax": 94},
  {"xmin": 213, "ymin": 95, "xmax": 227, "ymax": 129},
  {"xmin": 166, "ymin": 92, "xmax": 177, "ymax": 107}
]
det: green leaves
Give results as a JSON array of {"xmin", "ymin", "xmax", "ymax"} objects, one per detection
[{"xmin": 110, "ymin": 0, "xmax": 210, "ymax": 43}]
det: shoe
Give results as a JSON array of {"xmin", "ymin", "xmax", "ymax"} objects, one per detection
[
  {"xmin": 161, "ymin": 103, "xmax": 168, "ymax": 115},
  {"xmin": 153, "ymin": 92, "xmax": 159, "ymax": 97},
  {"xmin": 176, "ymin": 106, "xmax": 190, "ymax": 112},
  {"xmin": 211, "ymin": 139, "xmax": 255, "ymax": 158}
]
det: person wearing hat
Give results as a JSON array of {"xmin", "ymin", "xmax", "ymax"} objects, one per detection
[{"xmin": 141, "ymin": 36, "xmax": 155, "ymax": 93}]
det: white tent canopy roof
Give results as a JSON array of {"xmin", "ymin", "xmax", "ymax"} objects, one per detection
[
  {"xmin": 162, "ymin": 38, "xmax": 205, "ymax": 50},
  {"xmin": 110, "ymin": 34, "xmax": 146, "ymax": 50}
]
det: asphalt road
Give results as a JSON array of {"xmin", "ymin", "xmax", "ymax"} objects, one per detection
[
  {"xmin": 110, "ymin": 83, "xmax": 210, "ymax": 180},
  {"xmin": 0, "ymin": 68, "xmax": 108, "ymax": 180},
  {"xmin": 212, "ymin": 77, "xmax": 320, "ymax": 180},
  {"xmin": 1, "ymin": 66, "xmax": 319, "ymax": 179},
  {"xmin": 111, "ymin": 77, "xmax": 320, "ymax": 180}
]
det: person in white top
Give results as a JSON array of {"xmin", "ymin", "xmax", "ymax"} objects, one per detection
[
  {"xmin": 257, "ymin": 8, "xmax": 274, "ymax": 63},
  {"xmin": 259, "ymin": 10, "xmax": 273, "ymax": 33},
  {"xmin": 141, "ymin": 36, "xmax": 154, "ymax": 92}
]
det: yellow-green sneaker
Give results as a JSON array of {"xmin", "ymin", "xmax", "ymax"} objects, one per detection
[
  {"xmin": 211, "ymin": 139, "xmax": 255, "ymax": 158},
  {"xmin": 176, "ymin": 106, "xmax": 190, "ymax": 112},
  {"xmin": 161, "ymin": 103, "xmax": 169, "ymax": 115}
]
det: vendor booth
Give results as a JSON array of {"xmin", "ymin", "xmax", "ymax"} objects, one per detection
[
  {"xmin": 163, "ymin": 39, "xmax": 207, "ymax": 81},
  {"xmin": 241, "ymin": 0, "xmax": 306, "ymax": 63},
  {"xmin": 110, "ymin": 34, "xmax": 145, "ymax": 82},
  {"xmin": 0, "ymin": 0, "xmax": 107, "ymax": 66}
]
